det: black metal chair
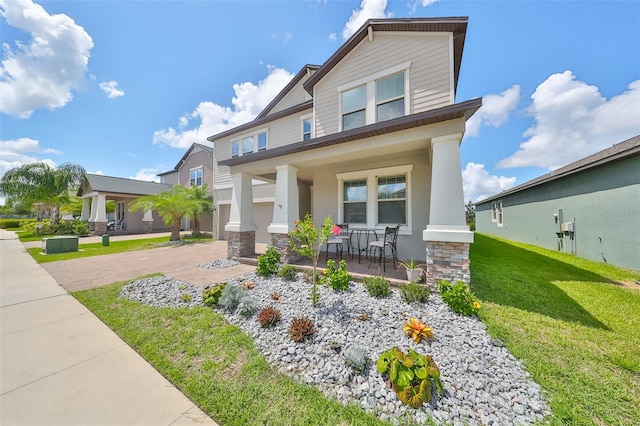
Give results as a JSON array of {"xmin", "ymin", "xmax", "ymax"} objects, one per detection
[
  {"xmin": 368, "ymin": 225, "xmax": 399, "ymax": 272},
  {"xmin": 326, "ymin": 224, "xmax": 351, "ymax": 261}
]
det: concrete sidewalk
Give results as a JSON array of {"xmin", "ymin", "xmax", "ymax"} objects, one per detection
[{"xmin": 0, "ymin": 229, "xmax": 218, "ymax": 425}]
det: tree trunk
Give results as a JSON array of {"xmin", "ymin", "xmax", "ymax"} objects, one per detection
[
  {"xmin": 51, "ymin": 205, "xmax": 60, "ymax": 225},
  {"xmin": 192, "ymin": 213, "xmax": 201, "ymax": 236},
  {"xmin": 171, "ymin": 216, "xmax": 181, "ymax": 241}
]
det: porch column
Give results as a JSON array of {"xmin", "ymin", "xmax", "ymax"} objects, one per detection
[
  {"xmin": 80, "ymin": 197, "xmax": 90, "ymax": 221},
  {"xmin": 88, "ymin": 195, "xmax": 98, "ymax": 231},
  {"xmin": 142, "ymin": 209, "xmax": 153, "ymax": 233},
  {"xmin": 225, "ymin": 172, "xmax": 256, "ymax": 259},
  {"xmin": 423, "ymin": 133, "xmax": 473, "ymax": 287},
  {"xmin": 267, "ymin": 165, "xmax": 300, "ymax": 263},
  {"xmin": 94, "ymin": 194, "xmax": 108, "ymax": 235}
]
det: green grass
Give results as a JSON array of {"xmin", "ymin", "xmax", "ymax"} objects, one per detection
[
  {"xmin": 471, "ymin": 233, "xmax": 640, "ymax": 426},
  {"xmin": 28, "ymin": 237, "xmax": 181, "ymax": 263},
  {"xmin": 72, "ymin": 280, "xmax": 396, "ymax": 426}
]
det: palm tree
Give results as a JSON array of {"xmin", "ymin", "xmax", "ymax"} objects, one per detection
[
  {"xmin": 0, "ymin": 162, "xmax": 87, "ymax": 224},
  {"xmin": 185, "ymin": 183, "xmax": 213, "ymax": 237},
  {"xmin": 129, "ymin": 185, "xmax": 192, "ymax": 241}
]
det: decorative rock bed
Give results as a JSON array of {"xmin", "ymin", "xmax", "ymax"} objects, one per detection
[{"xmin": 120, "ymin": 271, "xmax": 550, "ymax": 425}]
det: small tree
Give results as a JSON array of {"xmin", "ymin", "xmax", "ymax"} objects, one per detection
[
  {"xmin": 129, "ymin": 185, "xmax": 192, "ymax": 241},
  {"xmin": 288, "ymin": 213, "xmax": 338, "ymax": 306},
  {"xmin": 185, "ymin": 183, "xmax": 213, "ymax": 237},
  {"xmin": 465, "ymin": 200, "xmax": 476, "ymax": 231}
]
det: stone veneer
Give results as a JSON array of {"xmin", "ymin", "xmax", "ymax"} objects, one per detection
[
  {"xmin": 143, "ymin": 221, "xmax": 153, "ymax": 233},
  {"xmin": 270, "ymin": 233, "xmax": 300, "ymax": 264},
  {"xmin": 93, "ymin": 221, "xmax": 107, "ymax": 236},
  {"xmin": 425, "ymin": 240, "xmax": 470, "ymax": 287},
  {"xmin": 227, "ymin": 231, "xmax": 256, "ymax": 260}
]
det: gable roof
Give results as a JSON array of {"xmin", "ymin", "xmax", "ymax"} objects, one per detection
[
  {"xmin": 158, "ymin": 143, "xmax": 214, "ymax": 176},
  {"xmin": 219, "ymin": 97, "xmax": 481, "ymax": 167},
  {"xmin": 78, "ymin": 174, "xmax": 172, "ymax": 197},
  {"xmin": 476, "ymin": 135, "xmax": 640, "ymax": 205},
  {"xmin": 303, "ymin": 17, "xmax": 469, "ymax": 96},
  {"xmin": 256, "ymin": 64, "xmax": 319, "ymax": 120}
]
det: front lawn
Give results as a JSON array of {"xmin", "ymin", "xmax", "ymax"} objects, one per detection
[
  {"xmin": 72, "ymin": 281, "xmax": 391, "ymax": 426},
  {"xmin": 471, "ymin": 233, "xmax": 640, "ymax": 426}
]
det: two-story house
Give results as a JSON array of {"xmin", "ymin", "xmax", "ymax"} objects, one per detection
[{"xmin": 208, "ymin": 17, "xmax": 481, "ymax": 285}]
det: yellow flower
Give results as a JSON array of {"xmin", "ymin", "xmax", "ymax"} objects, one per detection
[{"xmin": 473, "ymin": 301, "xmax": 481, "ymax": 309}]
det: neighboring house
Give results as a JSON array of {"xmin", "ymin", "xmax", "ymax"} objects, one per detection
[
  {"xmin": 77, "ymin": 174, "xmax": 171, "ymax": 235},
  {"xmin": 208, "ymin": 17, "xmax": 482, "ymax": 285},
  {"xmin": 158, "ymin": 142, "xmax": 215, "ymax": 235},
  {"xmin": 476, "ymin": 135, "xmax": 640, "ymax": 271}
]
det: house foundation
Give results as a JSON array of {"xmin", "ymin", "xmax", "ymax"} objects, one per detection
[
  {"xmin": 425, "ymin": 240, "xmax": 470, "ymax": 287},
  {"xmin": 270, "ymin": 233, "xmax": 300, "ymax": 264},
  {"xmin": 227, "ymin": 231, "xmax": 255, "ymax": 260},
  {"xmin": 93, "ymin": 221, "xmax": 107, "ymax": 236}
]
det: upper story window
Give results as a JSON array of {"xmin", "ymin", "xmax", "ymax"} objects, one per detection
[
  {"xmin": 230, "ymin": 129, "xmax": 268, "ymax": 157},
  {"xmin": 341, "ymin": 85, "xmax": 366, "ymax": 131},
  {"xmin": 376, "ymin": 72, "xmax": 405, "ymax": 122},
  {"xmin": 337, "ymin": 62, "xmax": 410, "ymax": 132},
  {"xmin": 190, "ymin": 167, "xmax": 203, "ymax": 187},
  {"xmin": 302, "ymin": 118, "xmax": 312, "ymax": 140}
]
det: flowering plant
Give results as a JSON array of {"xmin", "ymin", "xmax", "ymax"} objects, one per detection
[
  {"xmin": 289, "ymin": 213, "xmax": 334, "ymax": 306},
  {"xmin": 331, "ymin": 225, "xmax": 342, "ymax": 235}
]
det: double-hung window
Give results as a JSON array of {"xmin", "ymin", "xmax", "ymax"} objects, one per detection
[
  {"xmin": 190, "ymin": 167, "xmax": 203, "ymax": 187},
  {"xmin": 242, "ymin": 136, "xmax": 254, "ymax": 155},
  {"xmin": 343, "ymin": 179, "xmax": 367, "ymax": 223},
  {"xmin": 257, "ymin": 132, "xmax": 267, "ymax": 151},
  {"xmin": 341, "ymin": 85, "xmax": 366, "ymax": 131},
  {"xmin": 376, "ymin": 72, "xmax": 405, "ymax": 122},
  {"xmin": 377, "ymin": 175, "xmax": 406, "ymax": 224},
  {"xmin": 231, "ymin": 140, "xmax": 239, "ymax": 158},
  {"xmin": 302, "ymin": 118, "xmax": 312, "ymax": 140},
  {"xmin": 497, "ymin": 201, "xmax": 504, "ymax": 227}
]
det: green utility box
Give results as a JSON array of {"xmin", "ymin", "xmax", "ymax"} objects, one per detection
[
  {"xmin": 102, "ymin": 234, "xmax": 109, "ymax": 246},
  {"xmin": 42, "ymin": 236, "xmax": 79, "ymax": 254}
]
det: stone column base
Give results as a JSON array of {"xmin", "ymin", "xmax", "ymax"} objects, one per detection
[
  {"xmin": 143, "ymin": 221, "xmax": 153, "ymax": 233},
  {"xmin": 425, "ymin": 240, "xmax": 470, "ymax": 289},
  {"xmin": 227, "ymin": 231, "xmax": 255, "ymax": 260},
  {"xmin": 88, "ymin": 221, "xmax": 95, "ymax": 232},
  {"xmin": 93, "ymin": 221, "xmax": 107, "ymax": 236},
  {"xmin": 270, "ymin": 233, "xmax": 300, "ymax": 264}
]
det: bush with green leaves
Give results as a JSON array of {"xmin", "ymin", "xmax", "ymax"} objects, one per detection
[
  {"xmin": 344, "ymin": 346, "xmax": 369, "ymax": 374},
  {"xmin": 237, "ymin": 295, "xmax": 258, "ymax": 318},
  {"xmin": 400, "ymin": 282, "xmax": 430, "ymax": 304},
  {"xmin": 325, "ymin": 259, "xmax": 350, "ymax": 291},
  {"xmin": 257, "ymin": 245, "xmax": 281, "ymax": 277},
  {"xmin": 217, "ymin": 283, "xmax": 247, "ymax": 312},
  {"xmin": 362, "ymin": 275, "xmax": 391, "ymax": 298},
  {"xmin": 202, "ymin": 283, "xmax": 226, "ymax": 306},
  {"xmin": 22, "ymin": 219, "xmax": 89, "ymax": 236},
  {"xmin": 278, "ymin": 264, "xmax": 297, "ymax": 281},
  {"xmin": 438, "ymin": 280, "xmax": 480, "ymax": 316}
]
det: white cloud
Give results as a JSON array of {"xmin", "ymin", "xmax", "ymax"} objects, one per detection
[
  {"xmin": 99, "ymin": 81, "xmax": 124, "ymax": 99},
  {"xmin": 341, "ymin": 0, "xmax": 392, "ymax": 41},
  {"xmin": 283, "ymin": 31, "xmax": 293, "ymax": 44},
  {"xmin": 0, "ymin": 0, "xmax": 94, "ymax": 118},
  {"xmin": 329, "ymin": 33, "xmax": 337, "ymax": 42},
  {"xmin": 465, "ymin": 85, "xmax": 521, "ymax": 137},
  {"xmin": 129, "ymin": 168, "xmax": 161, "ymax": 183},
  {"xmin": 462, "ymin": 162, "xmax": 517, "ymax": 202},
  {"xmin": 498, "ymin": 71, "xmax": 640, "ymax": 170},
  {"xmin": 88, "ymin": 170, "xmax": 104, "ymax": 175},
  {"xmin": 0, "ymin": 137, "xmax": 58, "ymax": 179},
  {"xmin": 408, "ymin": 0, "xmax": 439, "ymax": 14},
  {"xmin": 153, "ymin": 65, "xmax": 295, "ymax": 149}
]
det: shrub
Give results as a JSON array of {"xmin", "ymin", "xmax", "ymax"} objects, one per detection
[
  {"xmin": 0, "ymin": 219, "xmax": 21, "ymax": 229},
  {"xmin": 377, "ymin": 346, "xmax": 444, "ymax": 408},
  {"xmin": 438, "ymin": 280, "xmax": 480, "ymax": 316},
  {"xmin": 363, "ymin": 275, "xmax": 391, "ymax": 298},
  {"xmin": 217, "ymin": 284, "xmax": 247, "ymax": 312},
  {"xmin": 237, "ymin": 295, "xmax": 258, "ymax": 318},
  {"xmin": 344, "ymin": 346, "xmax": 369, "ymax": 374},
  {"xmin": 403, "ymin": 317, "xmax": 434, "ymax": 344},
  {"xmin": 22, "ymin": 219, "xmax": 89, "ymax": 236},
  {"xmin": 289, "ymin": 317, "xmax": 315, "ymax": 342},
  {"xmin": 202, "ymin": 283, "xmax": 226, "ymax": 306},
  {"xmin": 257, "ymin": 245, "xmax": 280, "ymax": 277},
  {"xmin": 278, "ymin": 264, "xmax": 298, "ymax": 281},
  {"xmin": 257, "ymin": 307, "xmax": 281, "ymax": 328},
  {"xmin": 400, "ymin": 282, "xmax": 430, "ymax": 304},
  {"xmin": 325, "ymin": 259, "xmax": 350, "ymax": 291}
]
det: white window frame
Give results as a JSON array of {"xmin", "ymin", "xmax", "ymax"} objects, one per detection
[
  {"xmin": 337, "ymin": 164, "xmax": 413, "ymax": 234},
  {"xmin": 229, "ymin": 127, "xmax": 269, "ymax": 157},
  {"xmin": 189, "ymin": 166, "xmax": 203, "ymax": 187},
  {"xmin": 301, "ymin": 113, "xmax": 313, "ymax": 141},
  {"xmin": 337, "ymin": 61, "xmax": 411, "ymax": 132},
  {"xmin": 497, "ymin": 201, "xmax": 504, "ymax": 227},
  {"xmin": 116, "ymin": 201, "xmax": 125, "ymax": 221},
  {"xmin": 491, "ymin": 202, "xmax": 497, "ymax": 222}
]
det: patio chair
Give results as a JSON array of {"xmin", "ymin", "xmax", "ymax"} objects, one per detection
[
  {"xmin": 114, "ymin": 219, "xmax": 126, "ymax": 230},
  {"xmin": 368, "ymin": 225, "xmax": 399, "ymax": 272},
  {"xmin": 325, "ymin": 224, "xmax": 350, "ymax": 261}
]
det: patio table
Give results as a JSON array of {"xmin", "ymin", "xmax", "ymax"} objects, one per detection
[{"xmin": 350, "ymin": 228, "xmax": 379, "ymax": 264}]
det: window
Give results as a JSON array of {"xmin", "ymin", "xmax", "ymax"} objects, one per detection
[
  {"xmin": 376, "ymin": 72, "xmax": 405, "ymax": 122},
  {"xmin": 377, "ymin": 175, "xmax": 406, "ymax": 224},
  {"xmin": 491, "ymin": 202, "xmax": 497, "ymax": 222},
  {"xmin": 190, "ymin": 167, "xmax": 203, "ymax": 187},
  {"xmin": 302, "ymin": 118, "xmax": 312, "ymax": 140},
  {"xmin": 242, "ymin": 136, "xmax": 254, "ymax": 155},
  {"xmin": 116, "ymin": 201, "xmax": 125, "ymax": 221},
  {"xmin": 341, "ymin": 85, "xmax": 366, "ymax": 131},
  {"xmin": 337, "ymin": 164, "xmax": 412, "ymax": 231},
  {"xmin": 257, "ymin": 132, "xmax": 267, "ymax": 151},
  {"xmin": 231, "ymin": 140, "xmax": 239, "ymax": 157},
  {"xmin": 160, "ymin": 176, "xmax": 166, "ymax": 184},
  {"xmin": 497, "ymin": 201, "xmax": 504, "ymax": 227},
  {"xmin": 343, "ymin": 179, "xmax": 367, "ymax": 223}
]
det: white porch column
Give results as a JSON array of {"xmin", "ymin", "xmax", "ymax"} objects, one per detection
[
  {"xmin": 89, "ymin": 195, "xmax": 98, "ymax": 223},
  {"xmin": 225, "ymin": 172, "xmax": 255, "ymax": 259},
  {"xmin": 95, "ymin": 194, "xmax": 108, "ymax": 223},
  {"xmin": 423, "ymin": 133, "xmax": 473, "ymax": 243},
  {"xmin": 423, "ymin": 133, "xmax": 472, "ymax": 286},
  {"xmin": 268, "ymin": 165, "xmax": 299, "ymax": 234},
  {"xmin": 80, "ymin": 197, "xmax": 91, "ymax": 221}
]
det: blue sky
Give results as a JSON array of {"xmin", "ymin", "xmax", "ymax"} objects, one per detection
[{"xmin": 1, "ymin": 0, "xmax": 639, "ymax": 202}]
